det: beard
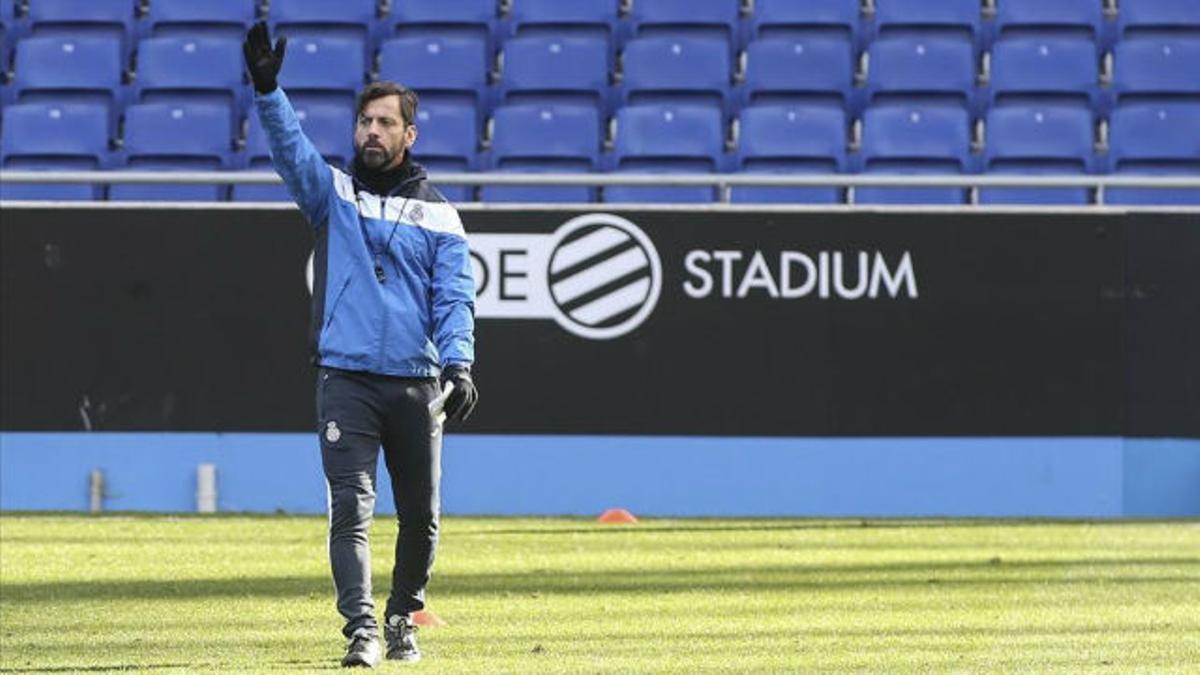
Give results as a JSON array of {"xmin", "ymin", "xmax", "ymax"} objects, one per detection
[{"xmin": 356, "ymin": 142, "xmax": 399, "ymax": 170}]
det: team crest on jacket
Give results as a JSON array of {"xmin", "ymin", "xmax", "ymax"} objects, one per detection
[
  {"xmin": 407, "ymin": 203, "xmax": 424, "ymax": 224},
  {"xmin": 325, "ymin": 421, "xmax": 341, "ymax": 443}
]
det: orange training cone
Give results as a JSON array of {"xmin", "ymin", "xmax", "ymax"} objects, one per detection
[
  {"xmin": 412, "ymin": 610, "xmax": 447, "ymax": 627},
  {"xmin": 597, "ymin": 508, "xmax": 638, "ymax": 524}
]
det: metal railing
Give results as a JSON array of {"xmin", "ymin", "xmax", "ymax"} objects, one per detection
[{"xmin": 2, "ymin": 171, "xmax": 1199, "ymax": 206}]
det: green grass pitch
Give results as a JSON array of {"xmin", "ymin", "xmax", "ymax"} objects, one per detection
[{"xmin": 1, "ymin": 515, "xmax": 1198, "ymax": 672}]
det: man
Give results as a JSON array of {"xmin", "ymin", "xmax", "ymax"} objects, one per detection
[{"xmin": 243, "ymin": 22, "xmax": 478, "ymax": 668}]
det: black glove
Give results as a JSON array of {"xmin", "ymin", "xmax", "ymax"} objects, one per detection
[
  {"xmin": 440, "ymin": 365, "xmax": 478, "ymax": 423},
  {"xmin": 242, "ymin": 21, "xmax": 287, "ymax": 94}
]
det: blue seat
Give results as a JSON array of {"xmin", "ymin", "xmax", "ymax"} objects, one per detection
[
  {"xmin": 378, "ymin": 36, "xmax": 489, "ymax": 112},
  {"xmin": 145, "ymin": 0, "xmax": 256, "ymax": 39},
  {"xmin": 508, "ymin": 0, "xmax": 621, "ymax": 42},
  {"xmin": 498, "ymin": 35, "xmax": 610, "ymax": 114},
  {"xmin": 856, "ymin": 105, "xmax": 973, "ymax": 204},
  {"xmin": 864, "ymin": 36, "xmax": 977, "ymax": 113},
  {"xmin": 749, "ymin": 0, "xmax": 862, "ymax": 47},
  {"xmin": 621, "ymin": 36, "xmax": 732, "ymax": 116},
  {"xmin": 233, "ymin": 102, "xmax": 352, "ymax": 201},
  {"xmin": 1107, "ymin": 103, "xmax": 1200, "ymax": 205},
  {"xmin": 11, "ymin": 36, "xmax": 123, "ymax": 125},
  {"xmin": 112, "ymin": 102, "xmax": 234, "ymax": 201},
  {"xmin": 0, "ymin": 102, "xmax": 110, "ymax": 200},
  {"xmin": 994, "ymin": 0, "xmax": 1109, "ymax": 48},
  {"xmin": 268, "ymin": 0, "xmax": 376, "ymax": 59},
  {"xmin": 629, "ymin": 0, "xmax": 741, "ymax": 49},
  {"xmin": 276, "ymin": 36, "xmax": 364, "ymax": 113},
  {"xmin": 979, "ymin": 106, "xmax": 1096, "ymax": 204},
  {"xmin": 391, "ymin": 0, "xmax": 499, "ymax": 54},
  {"xmin": 411, "ymin": 102, "xmax": 479, "ymax": 202},
  {"xmin": 742, "ymin": 37, "xmax": 856, "ymax": 112},
  {"xmin": 606, "ymin": 104, "xmax": 725, "ymax": 203},
  {"xmin": 732, "ymin": 104, "xmax": 847, "ymax": 204},
  {"xmin": 1113, "ymin": 37, "xmax": 1200, "ymax": 104},
  {"xmin": 872, "ymin": 0, "xmax": 983, "ymax": 49},
  {"xmin": 482, "ymin": 104, "xmax": 600, "ymax": 202},
  {"xmin": 989, "ymin": 37, "xmax": 1102, "ymax": 110},
  {"xmin": 1118, "ymin": 0, "xmax": 1200, "ymax": 38},
  {"xmin": 133, "ymin": 37, "xmax": 245, "ymax": 120},
  {"xmin": 28, "ymin": 0, "xmax": 135, "ymax": 58}
]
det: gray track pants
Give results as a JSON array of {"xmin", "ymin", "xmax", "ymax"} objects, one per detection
[{"xmin": 317, "ymin": 367, "xmax": 443, "ymax": 638}]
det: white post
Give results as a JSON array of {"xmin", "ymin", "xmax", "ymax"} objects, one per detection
[
  {"xmin": 196, "ymin": 463, "xmax": 218, "ymax": 513},
  {"xmin": 88, "ymin": 470, "xmax": 104, "ymax": 514}
]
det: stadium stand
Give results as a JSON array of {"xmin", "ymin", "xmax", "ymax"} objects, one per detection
[
  {"xmin": 606, "ymin": 104, "xmax": 725, "ymax": 203},
  {"xmin": 628, "ymin": 0, "xmax": 742, "ymax": 50},
  {"xmin": 144, "ymin": 0, "xmax": 258, "ymax": 40},
  {"xmin": 855, "ymin": 105, "xmax": 972, "ymax": 204},
  {"xmin": 979, "ymin": 105, "xmax": 1096, "ymax": 204},
  {"xmin": 378, "ymin": 35, "xmax": 490, "ymax": 115},
  {"xmin": 988, "ymin": 37, "xmax": 1103, "ymax": 110},
  {"xmin": 507, "ymin": 0, "xmax": 622, "ymax": 42},
  {"xmin": 1107, "ymin": 103, "xmax": 1200, "ymax": 204},
  {"xmin": 498, "ymin": 34, "xmax": 611, "ymax": 114},
  {"xmin": 111, "ymin": 103, "xmax": 234, "ymax": 201},
  {"xmin": 1117, "ymin": 0, "xmax": 1200, "ymax": 38},
  {"xmin": 482, "ymin": 104, "xmax": 601, "ymax": 203},
  {"xmin": 741, "ymin": 37, "xmax": 857, "ymax": 113},
  {"xmin": 233, "ymin": 102, "xmax": 352, "ymax": 202},
  {"xmin": 390, "ymin": 0, "xmax": 499, "ymax": 56},
  {"xmin": 267, "ymin": 0, "xmax": 377, "ymax": 61},
  {"xmin": 10, "ymin": 36, "xmax": 123, "ymax": 127},
  {"xmin": 993, "ymin": 0, "xmax": 1110, "ymax": 48},
  {"xmin": 0, "ymin": 101, "xmax": 109, "ymax": 200},
  {"xmin": 620, "ymin": 36, "xmax": 732, "ymax": 115},
  {"xmin": 731, "ymin": 104, "xmax": 848, "ymax": 204},
  {"xmin": 1112, "ymin": 37, "xmax": 1200, "ymax": 104},
  {"xmin": 410, "ymin": 102, "xmax": 479, "ymax": 202},
  {"xmin": 276, "ymin": 36, "xmax": 365, "ymax": 115},
  {"xmin": 864, "ymin": 34, "xmax": 979, "ymax": 113},
  {"xmin": 872, "ymin": 0, "xmax": 984, "ymax": 49},
  {"xmin": 132, "ymin": 37, "xmax": 246, "ymax": 121},
  {"xmin": 748, "ymin": 0, "xmax": 863, "ymax": 47},
  {"xmin": 26, "ymin": 0, "xmax": 136, "ymax": 60}
]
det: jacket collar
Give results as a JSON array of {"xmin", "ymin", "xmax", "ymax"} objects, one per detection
[{"xmin": 350, "ymin": 154, "xmax": 427, "ymax": 198}]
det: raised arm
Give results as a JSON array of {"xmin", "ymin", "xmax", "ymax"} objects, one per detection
[{"xmin": 243, "ymin": 22, "xmax": 332, "ymax": 225}]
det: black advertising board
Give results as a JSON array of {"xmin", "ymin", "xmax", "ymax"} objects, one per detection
[{"xmin": 1, "ymin": 207, "xmax": 1196, "ymax": 437}]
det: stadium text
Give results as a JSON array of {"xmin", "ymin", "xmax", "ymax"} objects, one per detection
[{"xmin": 682, "ymin": 251, "xmax": 919, "ymax": 300}]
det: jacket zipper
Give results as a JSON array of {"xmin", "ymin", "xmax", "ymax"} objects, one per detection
[{"xmin": 323, "ymin": 276, "xmax": 352, "ymax": 332}]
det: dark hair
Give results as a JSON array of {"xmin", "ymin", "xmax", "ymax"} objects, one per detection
[{"xmin": 356, "ymin": 81, "xmax": 419, "ymax": 126}]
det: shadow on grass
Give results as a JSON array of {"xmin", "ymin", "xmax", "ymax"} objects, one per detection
[{"xmin": 2, "ymin": 556, "xmax": 1196, "ymax": 604}]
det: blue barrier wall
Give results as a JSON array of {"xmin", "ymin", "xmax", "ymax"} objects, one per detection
[{"xmin": 2, "ymin": 433, "xmax": 1196, "ymax": 517}]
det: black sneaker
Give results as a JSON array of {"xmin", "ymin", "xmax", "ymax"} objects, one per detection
[
  {"xmin": 341, "ymin": 631, "xmax": 381, "ymax": 668},
  {"xmin": 384, "ymin": 614, "xmax": 421, "ymax": 662}
]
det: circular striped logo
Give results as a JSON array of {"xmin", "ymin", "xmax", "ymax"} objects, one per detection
[{"xmin": 546, "ymin": 214, "xmax": 662, "ymax": 340}]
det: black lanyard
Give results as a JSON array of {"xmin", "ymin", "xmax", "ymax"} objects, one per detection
[{"xmin": 355, "ymin": 190, "xmax": 411, "ymax": 284}]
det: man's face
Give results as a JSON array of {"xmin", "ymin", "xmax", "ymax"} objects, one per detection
[{"xmin": 353, "ymin": 95, "xmax": 417, "ymax": 171}]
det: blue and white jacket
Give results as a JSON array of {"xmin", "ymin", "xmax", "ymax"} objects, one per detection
[{"xmin": 256, "ymin": 88, "xmax": 475, "ymax": 377}]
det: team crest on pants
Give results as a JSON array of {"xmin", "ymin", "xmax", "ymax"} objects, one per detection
[{"xmin": 325, "ymin": 421, "xmax": 341, "ymax": 443}]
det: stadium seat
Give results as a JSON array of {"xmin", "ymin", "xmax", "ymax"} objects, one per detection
[
  {"xmin": 267, "ymin": 0, "xmax": 376, "ymax": 59},
  {"xmin": 979, "ymin": 106, "xmax": 1096, "ymax": 204},
  {"xmin": 1117, "ymin": 0, "xmax": 1200, "ymax": 38},
  {"xmin": 378, "ymin": 36, "xmax": 489, "ymax": 113},
  {"xmin": 233, "ymin": 102, "xmax": 352, "ymax": 202},
  {"xmin": 390, "ymin": 0, "xmax": 499, "ymax": 55},
  {"xmin": 507, "ymin": 0, "xmax": 621, "ymax": 42},
  {"xmin": 629, "ymin": 0, "xmax": 741, "ymax": 49},
  {"xmin": 0, "ymin": 102, "xmax": 110, "ymax": 200},
  {"xmin": 498, "ymin": 35, "xmax": 610, "ymax": 114},
  {"xmin": 1107, "ymin": 103, "xmax": 1200, "ymax": 205},
  {"xmin": 864, "ymin": 36, "xmax": 978, "ymax": 113},
  {"xmin": 276, "ymin": 36, "xmax": 365, "ymax": 113},
  {"xmin": 742, "ymin": 37, "xmax": 856, "ymax": 112},
  {"xmin": 748, "ymin": 0, "xmax": 863, "ymax": 47},
  {"xmin": 856, "ymin": 105, "xmax": 973, "ymax": 204},
  {"xmin": 988, "ymin": 37, "xmax": 1102, "ymax": 110},
  {"xmin": 732, "ymin": 104, "xmax": 848, "ymax": 204},
  {"xmin": 132, "ymin": 37, "xmax": 245, "ymax": 120},
  {"xmin": 144, "ymin": 0, "xmax": 257, "ymax": 40},
  {"xmin": 620, "ymin": 36, "xmax": 732, "ymax": 115},
  {"xmin": 410, "ymin": 102, "xmax": 479, "ymax": 202},
  {"xmin": 482, "ymin": 104, "xmax": 601, "ymax": 202},
  {"xmin": 872, "ymin": 0, "xmax": 983, "ymax": 48},
  {"xmin": 606, "ymin": 104, "xmax": 725, "ymax": 203},
  {"xmin": 1112, "ymin": 37, "xmax": 1200, "ymax": 104},
  {"xmin": 27, "ymin": 0, "xmax": 136, "ymax": 58},
  {"xmin": 111, "ymin": 103, "xmax": 234, "ymax": 201},
  {"xmin": 11, "ymin": 36, "xmax": 123, "ymax": 124},
  {"xmin": 994, "ymin": 0, "xmax": 1109, "ymax": 47}
]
